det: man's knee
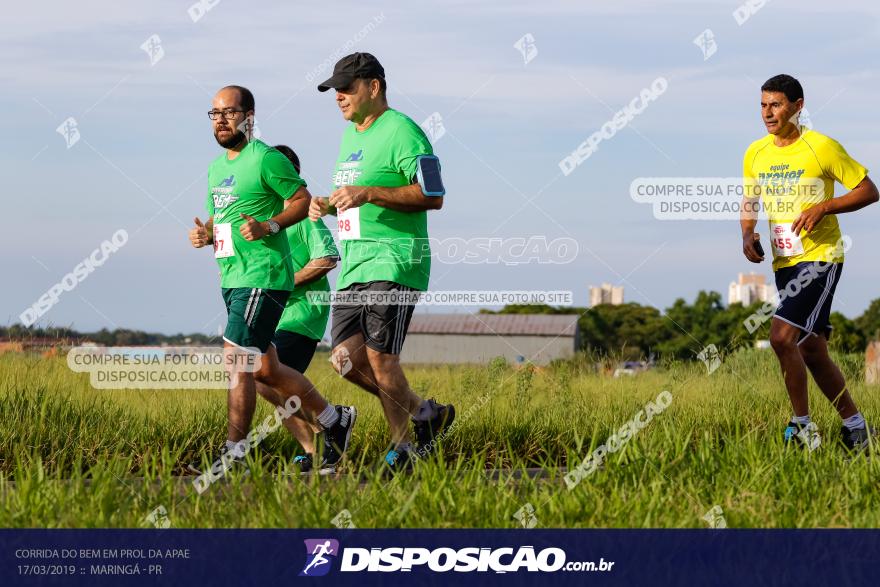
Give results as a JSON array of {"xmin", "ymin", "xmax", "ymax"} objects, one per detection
[
  {"xmin": 770, "ymin": 325, "xmax": 798, "ymax": 353},
  {"xmin": 331, "ymin": 345, "xmax": 354, "ymax": 375},
  {"xmin": 368, "ymin": 352, "xmax": 406, "ymax": 390},
  {"xmin": 333, "ymin": 345, "xmax": 375, "ymax": 383},
  {"xmin": 254, "ymin": 355, "xmax": 281, "ymax": 386},
  {"xmin": 368, "ymin": 348, "xmax": 400, "ymax": 371}
]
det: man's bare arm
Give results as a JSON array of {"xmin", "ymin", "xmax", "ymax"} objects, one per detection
[
  {"xmin": 740, "ymin": 196, "xmax": 763, "ymax": 263},
  {"xmin": 791, "ymin": 176, "xmax": 879, "ymax": 235},
  {"xmin": 272, "ymin": 186, "xmax": 312, "ymax": 229},
  {"xmin": 240, "ymin": 187, "xmax": 312, "ymax": 240},
  {"xmin": 820, "ymin": 176, "xmax": 878, "ymax": 214},
  {"xmin": 365, "ymin": 184, "xmax": 444, "ymax": 212},
  {"xmin": 329, "ymin": 184, "xmax": 443, "ymax": 213},
  {"xmin": 293, "ymin": 256, "xmax": 338, "ymax": 287}
]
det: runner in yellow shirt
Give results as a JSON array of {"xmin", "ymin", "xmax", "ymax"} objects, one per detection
[{"xmin": 741, "ymin": 74, "xmax": 879, "ymax": 452}]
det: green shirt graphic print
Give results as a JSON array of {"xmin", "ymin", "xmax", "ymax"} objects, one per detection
[{"xmin": 206, "ymin": 139, "xmax": 306, "ymax": 290}]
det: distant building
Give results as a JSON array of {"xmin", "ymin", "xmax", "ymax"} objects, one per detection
[
  {"xmin": 589, "ymin": 283, "xmax": 624, "ymax": 306},
  {"xmin": 401, "ymin": 314, "xmax": 580, "ymax": 365},
  {"xmin": 728, "ymin": 272, "xmax": 775, "ymax": 306}
]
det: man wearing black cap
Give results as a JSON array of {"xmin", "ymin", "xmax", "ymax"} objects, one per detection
[{"xmin": 309, "ymin": 52, "xmax": 455, "ymax": 473}]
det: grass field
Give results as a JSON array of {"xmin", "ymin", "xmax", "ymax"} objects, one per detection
[{"xmin": 1, "ymin": 349, "xmax": 878, "ymax": 528}]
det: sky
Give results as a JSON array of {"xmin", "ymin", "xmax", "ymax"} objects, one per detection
[{"xmin": 3, "ymin": 0, "xmax": 880, "ymax": 336}]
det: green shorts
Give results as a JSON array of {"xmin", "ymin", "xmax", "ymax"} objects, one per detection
[{"xmin": 222, "ymin": 288, "xmax": 290, "ymax": 353}]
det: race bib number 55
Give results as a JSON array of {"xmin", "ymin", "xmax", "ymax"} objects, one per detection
[
  {"xmin": 770, "ymin": 222, "xmax": 804, "ymax": 257},
  {"xmin": 213, "ymin": 223, "xmax": 235, "ymax": 258},
  {"xmin": 337, "ymin": 207, "xmax": 361, "ymax": 240}
]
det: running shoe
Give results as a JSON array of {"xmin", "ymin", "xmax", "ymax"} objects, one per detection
[
  {"xmin": 319, "ymin": 405, "xmax": 357, "ymax": 474},
  {"xmin": 382, "ymin": 446, "xmax": 415, "ymax": 476},
  {"xmin": 412, "ymin": 399, "xmax": 456, "ymax": 458},
  {"xmin": 784, "ymin": 420, "xmax": 821, "ymax": 451},
  {"xmin": 292, "ymin": 454, "xmax": 314, "ymax": 474},
  {"xmin": 840, "ymin": 424, "xmax": 877, "ymax": 453}
]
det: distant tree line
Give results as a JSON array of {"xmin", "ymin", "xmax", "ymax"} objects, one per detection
[
  {"xmin": 484, "ymin": 293, "xmax": 880, "ymax": 360},
  {"xmin": 0, "ymin": 325, "xmax": 218, "ymax": 346},
  {"xmin": 6, "ymin": 294, "xmax": 880, "ymax": 359}
]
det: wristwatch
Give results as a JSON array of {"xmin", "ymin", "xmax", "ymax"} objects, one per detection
[{"xmin": 267, "ymin": 219, "xmax": 280, "ymax": 235}]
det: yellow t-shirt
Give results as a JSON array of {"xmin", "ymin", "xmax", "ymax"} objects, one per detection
[{"xmin": 742, "ymin": 128, "xmax": 867, "ymax": 270}]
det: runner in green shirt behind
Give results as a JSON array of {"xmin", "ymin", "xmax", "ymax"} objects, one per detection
[
  {"xmin": 310, "ymin": 53, "xmax": 455, "ymax": 473},
  {"xmin": 254, "ymin": 144, "xmax": 344, "ymax": 473}
]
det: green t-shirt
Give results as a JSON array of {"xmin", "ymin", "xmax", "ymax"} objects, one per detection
[
  {"xmin": 332, "ymin": 109, "xmax": 433, "ymax": 291},
  {"xmin": 206, "ymin": 139, "xmax": 306, "ymax": 290},
  {"xmin": 275, "ymin": 218, "xmax": 339, "ymax": 340}
]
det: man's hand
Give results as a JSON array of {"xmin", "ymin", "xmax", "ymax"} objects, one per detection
[
  {"xmin": 790, "ymin": 202, "xmax": 827, "ymax": 236},
  {"xmin": 329, "ymin": 186, "xmax": 370, "ymax": 213},
  {"xmin": 742, "ymin": 232, "xmax": 764, "ymax": 263},
  {"xmin": 190, "ymin": 217, "xmax": 210, "ymax": 248},
  {"xmin": 309, "ymin": 197, "xmax": 331, "ymax": 221},
  {"xmin": 239, "ymin": 213, "xmax": 268, "ymax": 241}
]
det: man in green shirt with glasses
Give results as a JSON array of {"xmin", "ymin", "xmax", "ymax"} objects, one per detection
[{"xmin": 189, "ymin": 85, "xmax": 356, "ymax": 476}]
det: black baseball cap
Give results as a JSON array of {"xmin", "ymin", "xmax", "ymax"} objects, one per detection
[{"xmin": 317, "ymin": 52, "xmax": 385, "ymax": 92}]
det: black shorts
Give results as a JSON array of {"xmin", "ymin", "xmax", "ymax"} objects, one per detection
[
  {"xmin": 330, "ymin": 281, "xmax": 420, "ymax": 355},
  {"xmin": 774, "ymin": 261, "xmax": 842, "ymax": 342},
  {"xmin": 272, "ymin": 329, "xmax": 319, "ymax": 373}
]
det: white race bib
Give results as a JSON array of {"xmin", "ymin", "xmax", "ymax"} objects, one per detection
[
  {"xmin": 337, "ymin": 207, "xmax": 361, "ymax": 240},
  {"xmin": 770, "ymin": 222, "xmax": 804, "ymax": 257},
  {"xmin": 213, "ymin": 223, "xmax": 235, "ymax": 258}
]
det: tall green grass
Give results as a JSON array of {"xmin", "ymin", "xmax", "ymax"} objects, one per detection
[{"xmin": 1, "ymin": 349, "xmax": 878, "ymax": 527}]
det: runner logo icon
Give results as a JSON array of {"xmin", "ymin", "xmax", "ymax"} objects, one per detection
[{"xmin": 300, "ymin": 539, "xmax": 339, "ymax": 577}]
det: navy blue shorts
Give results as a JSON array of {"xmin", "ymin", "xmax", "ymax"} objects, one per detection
[
  {"xmin": 272, "ymin": 329, "xmax": 319, "ymax": 374},
  {"xmin": 773, "ymin": 262, "xmax": 842, "ymax": 342}
]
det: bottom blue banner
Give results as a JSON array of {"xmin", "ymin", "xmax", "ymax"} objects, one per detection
[{"xmin": 2, "ymin": 529, "xmax": 878, "ymax": 586}]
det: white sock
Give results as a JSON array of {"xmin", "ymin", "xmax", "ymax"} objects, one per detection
[
  {"xmin": 317, "ymin": 404, "xmax": 340, "ymax": 429},
  {"xmin": 792, "ymin": 415, "xmax": 811, "ymax": 426},
  {"xmin": 842, "ymin": 413, "xmax": 866, "ymax": 431},
  {"xmin": 395, "ymin": 442, "xmax": 413, "ymax": 453},
  {"xmin": 225, "ymin": 439, "xmax": 245, "ymax": 458}
]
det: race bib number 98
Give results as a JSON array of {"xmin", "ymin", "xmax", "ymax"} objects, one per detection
[
  {"xmin": 213, "ymin": 223, "xmax": 235, "ymax": 258},
  {"xmin": 337, "ymin": 207, "xmax": 361, "ymax": 240},
  {"xmin": 770, "ymin": 222, "xmax": 804, "ymax": 257}
]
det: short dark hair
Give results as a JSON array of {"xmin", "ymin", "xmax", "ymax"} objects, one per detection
[
  {"xmin": 273, "ymin": 144, "xmax": 301, "ymax": 174},
  {"xmin": 761, "ymin": 75, "xmax": 803, "ymax": 103},
  {"xmin": 222, "ymin": 85, "xmax": 255, "ymax": 112}
]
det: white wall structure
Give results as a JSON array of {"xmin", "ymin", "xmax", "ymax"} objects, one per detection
[
  {"xmin": 589, "ymin": 283, "xmax": 624, "ymax": 306},
  {"xmin": 400, "ymin": 314, "xmax": 580, "ymax": 365}
]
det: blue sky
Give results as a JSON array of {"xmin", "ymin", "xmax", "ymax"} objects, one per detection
[{"xmin": 4, "ymin": 0, "xmax": 880, "ymax": 335}]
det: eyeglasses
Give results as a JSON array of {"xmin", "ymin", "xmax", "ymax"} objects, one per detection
[{"xmin": 207, "ymin": 109, "xmax": 245, "ymax": 120}]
